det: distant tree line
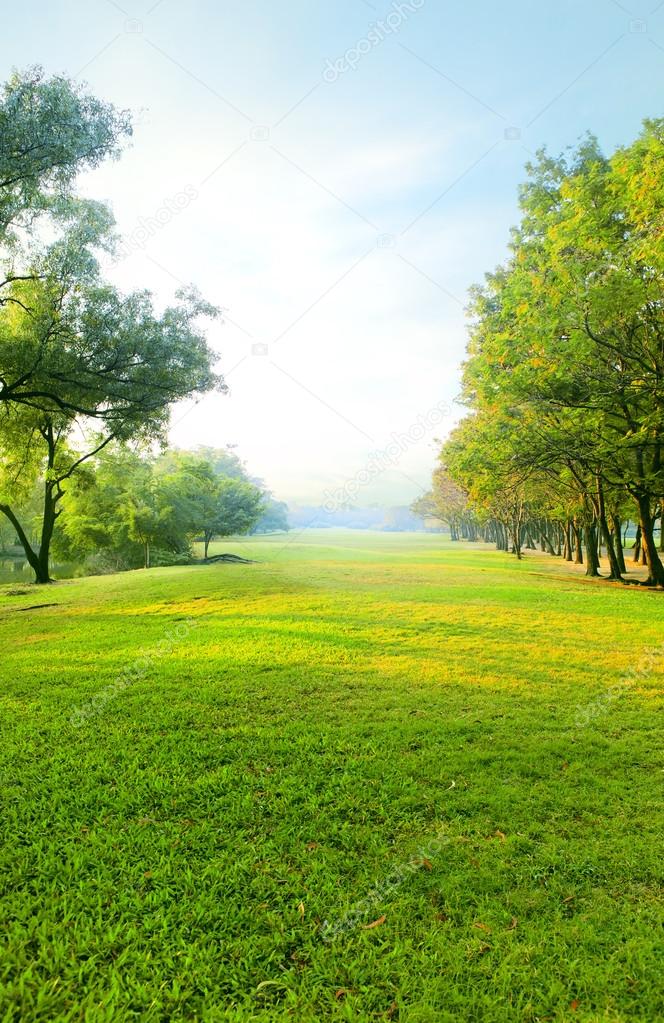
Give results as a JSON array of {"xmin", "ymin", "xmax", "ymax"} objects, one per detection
[
  {"xmin": 288, "ymin": 504, "xmax": 427, "ymax": 531},
  {"xmin": 415, "ymin": 120, "xmax": 664, "ymax": 586}
]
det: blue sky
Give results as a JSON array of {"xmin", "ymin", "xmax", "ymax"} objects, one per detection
[{"xmin": 3, "ymin": 0, "xmax": 663, "ymax": 504}]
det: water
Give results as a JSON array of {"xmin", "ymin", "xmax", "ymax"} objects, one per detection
[{"xmin": 0, "ymin": 558, "xmax": 80, "ymax": 585}]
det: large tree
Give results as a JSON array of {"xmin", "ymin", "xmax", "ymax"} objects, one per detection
[{"xmin": 0, "ymin": 222, "xmax": 223, "ymax": 582}]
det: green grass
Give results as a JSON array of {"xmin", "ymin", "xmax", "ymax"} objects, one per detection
[{"xmin": 1, "ymin": 530, "xmax": 663, "ymax": 1022}]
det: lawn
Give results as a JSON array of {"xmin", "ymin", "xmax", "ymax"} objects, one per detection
[{"xmin": 1, "ymin": 530, "xmax": 662, "ymax": 1022}]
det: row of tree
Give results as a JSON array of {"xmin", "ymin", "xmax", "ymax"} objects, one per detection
[
  {"xmin": 413, "ymin": 465, "xmax": 661, "ymax": 568},
  {"xmin": 415, "ymin": 120, "xmax": 664, "ymax": 585},
  {"xmin": 0, "ymin": 68, "xmax": 285, "ymax": 582}
]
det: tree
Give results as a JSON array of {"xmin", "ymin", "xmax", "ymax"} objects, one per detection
[
  {"xmin": 197, "ymin": 478, "xmax": 265, "ymax": 558},
  {"xmin": 251, "ymin": 496, "xmax": 289, "ymax": 534},
  {"xmin": 0, "ymin": 223, "xmax": 223, "ymax": 582},
  {"xmin": 154, "ymin": 451, "xmax": 266, "ymax": 557},
  {"xmin": 412, "ymin": 468, "xmax": 473, "ymax": 539},
  {"xmin": 56, "ymin": 445, "xmax": 149, "ymax": 571},
  {"xmin": 58, "ymin": 447, "xmax": 197, "ymax": 571},
  {"xmin": 57, "ymin": 448, "xmax": 269, "ymax": 570}
]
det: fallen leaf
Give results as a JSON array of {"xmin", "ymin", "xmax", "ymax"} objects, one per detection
[
  {"xmin": 477, "ymin": 943, "xmax": 491, "ymax": 954},
  {"xmin": 473, "ymin": 921, "xmax": 491, "ymax": 933},
  {"xmin": 298, "ymin": 901, "xmax": 305, "ymax": 918},
  {"xmin": 562, "ymin": 894, "xmax": 576, "ymax": 904},
  {"xmin": 386, "ymin": 1000, "xmax": 398, "ymax": 1019},
  {"xmin": 448, "ymin": 780, "xmax": 456, "ymax": 789},
  {"xmin": 306, "ymin": 842, "xmax": 319, "ymax": 851},
  {"xmin": 420, "ymin": 857, "xmax": 433, "ymax": 871},
  {"xmin": 143, "ymin": 871, "xmax": 153, "ymax": 879},
  {"xmin": 507, "ymin": 916, "xmax": 518, "ymax": 931},
  {"xmin": 570, "ymin": 999, "xmax": 580, "ymax": 1011},
  {"xmin": 362, "ymin": 914, "xmax": 386, "ymax": 929},
  {"xmin": 335, "ymin": 989, "xmax": 347, "ymax": 1000},
  {"xmin": 435, "ymin": 911, "xmax": 449, "ymax": 922},
  {"xmin": 493, "ymin": 829, "xmax": 506, "ymax": 842}
]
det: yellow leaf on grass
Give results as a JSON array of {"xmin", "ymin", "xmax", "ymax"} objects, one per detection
[{"xmin": 362, "ymin": 915, "xmax": 386, "ymax": 929}]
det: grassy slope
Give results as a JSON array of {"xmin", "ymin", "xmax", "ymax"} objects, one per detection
[{"xmin": 1, "ymin": 531, "xmax": 662, "ymax": 1022}]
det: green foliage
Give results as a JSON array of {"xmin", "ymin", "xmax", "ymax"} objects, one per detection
[
  {"xmin": 0, "ymin": 66, "xmax": 131, "ymax": 244},
  {"xmin": 155, "ymin": 452, "xmax": 265, "ymax": 557},
  {"xmin": 441, "ymin": 119, "xmax": 664, "ymax": 582},
  {"xmin": 58, "ymin": 444, "xmax": 267, "ymax": 570},
  {"xmin": 252, "ymin": 496, "xmax": 290, "ymax": 533}
]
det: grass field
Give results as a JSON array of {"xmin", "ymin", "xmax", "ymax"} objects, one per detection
[{"xmin": 1, "ymin": 530, "xmax": 663, "ymax": 1022}]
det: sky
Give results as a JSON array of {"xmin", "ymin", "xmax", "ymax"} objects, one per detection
[{"xmin": 3, "ymin": 0, "xmax": 664, "ymax": 505}]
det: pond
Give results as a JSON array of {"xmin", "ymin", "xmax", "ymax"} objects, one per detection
[{"xmin": 0, "ymin": 558, "xmax": 80, "ymax": 585}]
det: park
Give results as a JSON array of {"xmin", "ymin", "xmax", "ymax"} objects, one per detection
[{"xmin": 1, "ymin": 5, "xmax": 664, "ymax": 1021}]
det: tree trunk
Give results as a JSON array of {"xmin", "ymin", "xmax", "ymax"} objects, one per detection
[
  {"xmin": 511, "ymin": 524, "xmax": 522, "ymax": 558},
  {"xmin": 596, "ymin": 479, "xmax": 622, "ymax": 580},
  {"xmin": 0, "ymin": 504, "xmax": 46, "ymax": 582},
  {"xmin": 35, "ymin": 480, "xmax": 59, "ymax": 583},
  {"xmin": 562, "ymin": 521, "xmax": 571, "ymax": 561},
  {"xmin": 204, "ymin": 535, "xmax": 210, "ymax": 559},
  {"xmin": 584, "ymin": 518, "xmax": 600, "ymax": 577},
  {"xmin": 636, "ymin": 494, "xmax": 664, "ymax": 586},
  {"xmin": 0, "ymin": 430, "xmax": 61, "ymax": 583},
  {"xmin": 632, "ymin": 524, "xmax": 642, "ymax": 562},
  {"xmin": 612, "ymin": 515, "xmax": 626, "ymax": 575},
  {"xmin": 573, "ymin": 520, "xmax": 583, "ymax": 564},
  {"xmin": 541, "ymin": 531, "xmax": 556, "ymax": 556}
]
